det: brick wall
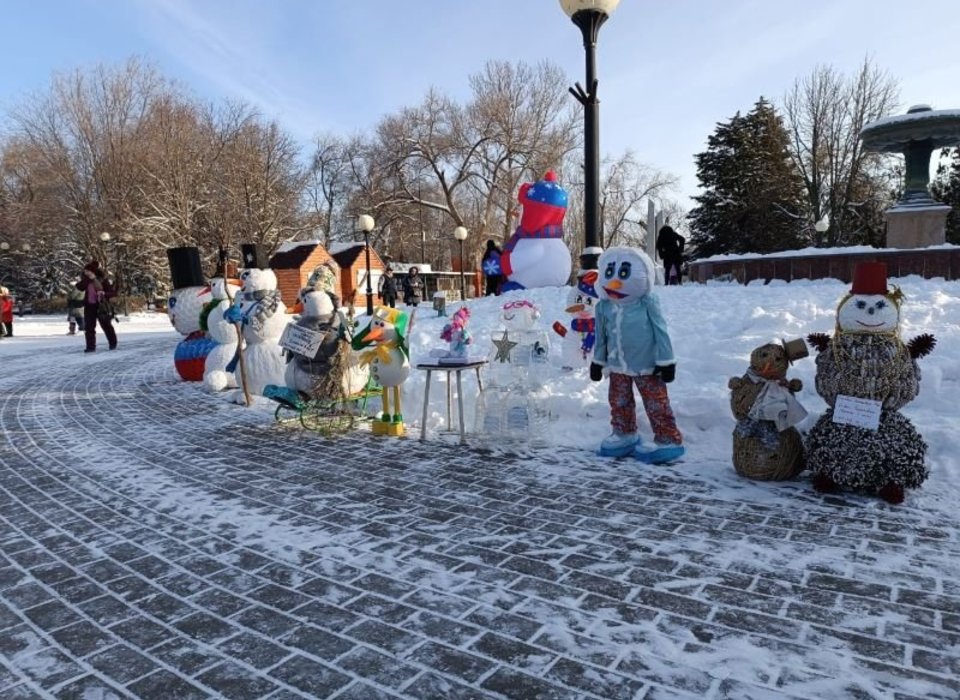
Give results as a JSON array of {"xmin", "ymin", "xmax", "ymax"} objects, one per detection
[{"xmin": 688, "ymin": 248, "xmax": 960, "ymax": 285}]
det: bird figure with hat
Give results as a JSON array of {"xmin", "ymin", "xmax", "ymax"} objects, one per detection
[
  {"xmin": 351, "ymin": 306, "xmax": 411, "ymax": 436},
  {"xmin": 498, "ymin": 171, "xmax": 572, "ymax": 292},
  {"xmin": 805, "ymin": 262, "xmax": 936, "ymax": 504}
]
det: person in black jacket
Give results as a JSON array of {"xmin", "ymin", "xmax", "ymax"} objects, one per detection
[
  {"xmin": 403, "ymin": 267, "xmax": 424, "ymax": 307},
  {"xmin": 378, "ymin": 268, "xmax": 398, "ymax": 308},
  {"xmin": 482, "ymin": 239, "xmax": 503, "ymax": 296},
  {"xmin": 656, "ymin": 225, "xmax": 685, "ymax": 285}
]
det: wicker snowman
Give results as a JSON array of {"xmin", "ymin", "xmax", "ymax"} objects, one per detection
[
  {"xmin": 728, "ymin": 339, "xmax": 809, "ymax": 480},
  {"xmin": 805, "ymin": 263, "xmax": 935, "ymax": 504}
]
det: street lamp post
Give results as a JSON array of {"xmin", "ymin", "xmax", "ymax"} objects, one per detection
[
  {"xmin": 560, "ymin": 0, "xmax": 621, "ymax": 271},
  {"xmin": 453, "ymin": 226, "xmax": 468, "ymax": 301},
  {"xmin": 814, "ymin": 216, "xmax": 830, "ymax": 244},
  {"xmin": 115, "ymin": 240, "xmax": 129, "ymax": 316},
  {"xmin": 358, "ymin": 214, "xmax": 376, "ymax": 316}
]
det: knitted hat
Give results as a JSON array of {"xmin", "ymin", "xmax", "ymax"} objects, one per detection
[
  {"xmin": 851, "ymin": 262, "xmax": 888, "ymax": 295},
  {"xmin": 518, "ymin": 171, "xmax": 568, "ymax": 232}
]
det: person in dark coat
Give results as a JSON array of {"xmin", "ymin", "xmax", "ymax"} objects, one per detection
[
  {"xmin": 76, "ymin": 260, "xmax": 118, "ymax": 352},
  {"xmin": 378, "ymin": 268, "xmax": 399, "ymax": 308},
  {"xmin": 482, "ymin": 239, "xmax": 504, "ymax": 296},
  {"xmin": 403, "ymin": 267, "xmax": 424, "ymax": 307},
  {"xmin": 656, "ymin": 225, "xmax": 685, "ymax": 285}
]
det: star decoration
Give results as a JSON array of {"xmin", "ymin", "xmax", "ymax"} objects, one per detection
[
  {"xmin": 482, "ymin": 257, "xmax": 501, "ymax": 276},
  {"xmin": 492, "ymin": 330, "xmax": 518, "ymax": 363}
]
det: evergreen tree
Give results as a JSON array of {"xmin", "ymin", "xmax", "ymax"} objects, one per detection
[
  {"xmin": 688, "ymin": 98, "xmax": 806, "ymax": 257},
  {"xmin": 931, "ymin": 147, "xmax": 960, "ymax": 245}
]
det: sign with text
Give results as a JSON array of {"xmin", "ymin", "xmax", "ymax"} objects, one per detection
[
  {"xmin": 280, "ymin": 323, "xmax": 325, "ymax": 357},
  {"xmin": 832, "ymin": 394, "xmax": 882, "ymax": 431}
]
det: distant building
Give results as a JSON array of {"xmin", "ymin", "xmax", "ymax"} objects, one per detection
[{"xmin": 267, "ymin": 240, "xmax": 388, "ymax": 308}]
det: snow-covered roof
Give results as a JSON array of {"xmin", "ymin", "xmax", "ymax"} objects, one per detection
[
  {"xmin": 327, "ymin": 241, "xmax": 365, "ymax": 255},
  {"xmin": 275, "ymin": 239, "xmax": 323, "ymax": 254},
  {"xmin": 694, "ymin": 243, "xmax": 960, "ymax": 264}
]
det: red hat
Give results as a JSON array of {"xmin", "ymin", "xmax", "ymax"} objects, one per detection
[{"xmin": 851, "ymin": 262, "xmax": 888, "ymax": 295}]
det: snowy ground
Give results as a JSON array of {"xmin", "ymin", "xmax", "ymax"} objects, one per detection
[{"xmin": 0, "ymin": 275, "xmax": 958, "ymax": 699}]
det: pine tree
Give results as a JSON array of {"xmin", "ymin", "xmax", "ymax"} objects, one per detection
[
  {"xmin": 931, "ymin": 147, "xmax": 960, "ymax": 245},
  {"xmin": 688, "ymin": 98, "xmax": 806, "ymax": 257}
]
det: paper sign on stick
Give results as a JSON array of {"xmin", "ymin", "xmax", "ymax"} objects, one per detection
[
  {"xmin": 832, "ymin": 394, "xmax": 882, "ymax": 431},
  {"xmin": 280, "ymin": 323, "xmax": 325, "ymax": 357}
]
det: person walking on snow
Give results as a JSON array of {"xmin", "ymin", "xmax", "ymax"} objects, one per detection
[
  {"xmin": 378, "ymin": 267, "xmax": 399, "ymax": 308},
  {"xmin": 67, "ymin": 285, "xmax": 85, "ymax": 335},
  {"xmin": 403, "ymin": 267, "xmax": 424, "ymax": 307},
  {"xmin": 76, "ymin": 260, "xmax": 118, "ymax": 352},
  {"xmin": 656, "ymin": 225, "xmax": 685, "ymax": 286},
  {"xmin": 0, "ymin": 287, "xmax": 13, "ymax": 337}
]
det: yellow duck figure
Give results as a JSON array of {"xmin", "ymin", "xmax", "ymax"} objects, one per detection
[{"xmin": 352, "ymin": 307, "xmax": 411, "ymax": 436}]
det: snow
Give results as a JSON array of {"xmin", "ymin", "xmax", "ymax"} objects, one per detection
[
  {"xmin": 864, "ymin": 108, "xmax": 960, "ymax": 130},
  {"xmin": 2, "ymin": 275, "xmax": 959, "ymax": 696},
  {"xmin": 274, "ymin": 239, "xmax": 322, "ymax": 253},
  {"xmin": 694, "ymin": 243, "xmax": 960, "ymax": 264}
]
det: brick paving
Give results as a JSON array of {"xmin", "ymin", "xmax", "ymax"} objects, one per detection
[{"xmin": 0, "ymin": 335, "xmax": 959, "ymax": 699}]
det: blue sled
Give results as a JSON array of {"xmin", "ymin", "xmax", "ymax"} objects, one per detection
[{"xmin": 633, "ymin": 444, "xmax": 685, "ymax": 465}]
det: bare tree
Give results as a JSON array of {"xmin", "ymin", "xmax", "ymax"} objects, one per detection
[{"xmin": 782, "ymin": 58, "xmax": 899, "ymax": 246}]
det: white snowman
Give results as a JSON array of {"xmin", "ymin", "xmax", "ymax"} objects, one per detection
[
  {"xmin": 552, "ymin": 270, "xmax": 599, "ymax": 371},
  {"xmin": 202, "ymin": 278, "xmax": 241, "ymax": 393},
  {"xmin": 225, "ymin": 267, "xmax": 288, "ymax": 401},
  {"xmin": 499, "ymin": 171, "xmax": 572, "ymax": 292}
]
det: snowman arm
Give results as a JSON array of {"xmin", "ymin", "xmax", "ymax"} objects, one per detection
[
  {"xmin": 807, "ymin": 332, "xmax": 831, "ymax": 353},
  {"xmin": 552, "ymin": 321, "xmax": 568, "ymax": 337},
  {"xmin": 907, "ymin": 333, "xmax": 936, "ymax": 359}
]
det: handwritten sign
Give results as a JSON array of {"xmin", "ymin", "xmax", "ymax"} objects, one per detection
[
  {"xmin": 280, "ymin": 323, "xmax": 325, "ymax": 357},
  {"xmin": 833, "ymin": 394, "xmax": 882, "ymax": 431}
]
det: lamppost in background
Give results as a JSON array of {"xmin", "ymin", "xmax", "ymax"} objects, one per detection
[
  {"xmin": 453, "ymin": 226, "xmax": 468, "ymax": 300},
  {"xmin": 18, "ymin": 243, "xmax": 31, "ymax": 313},
  {"xmin": 559, "ymin": 0, "xmax": 621, "ymax": 271},
  {"xmin": 814, "ymin": 215, "xmax": 830, "ymax": 244},
  {"xmin": 358, "ymin": 214, "xmax": 376, "ymax": 316},
  {"xmin": 115, "ymin": 239, "xmax": 129, "ymax": 316}
]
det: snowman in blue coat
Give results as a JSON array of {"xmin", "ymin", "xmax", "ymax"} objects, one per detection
[{"xmin": 590, "ymin": 246, "xmax": 685, "ymax": 463}]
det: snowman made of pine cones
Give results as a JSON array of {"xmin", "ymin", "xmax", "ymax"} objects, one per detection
[
  {"xmin": 806, "ymin": 262, "xmax": 935, "ymax": 505},
  {"xmin": 728, "ymin": 339, "xmax": 809, "ymax": 480}
]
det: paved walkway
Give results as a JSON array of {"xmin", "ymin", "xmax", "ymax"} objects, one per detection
[{"xmin": 1, "ymin": 335, "xmax": 958, "ymax": 699}]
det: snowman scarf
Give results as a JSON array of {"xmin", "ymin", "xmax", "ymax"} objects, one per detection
[{"xmin": 571, "ymin": 317, "xmax": 595, "ymax": 356}]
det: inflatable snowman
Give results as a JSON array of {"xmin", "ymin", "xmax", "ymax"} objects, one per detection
[
  {"xmin": 201, "ymin": 278, "xmax": 241, "ymax": 392},
  {"xmin": 552, "ymin": 270, "xmax": 599, "ymax": 370},
  {"xmin": 499, "ymin": 171, "xmax": 572, "ymax": 292},
  {"xmin": 225, "ymin": 253, "xmax": 288, "ymax": 401},
  {"xmin": 167, "ymin": 247, "xmax": 215, "ymax": 382}
]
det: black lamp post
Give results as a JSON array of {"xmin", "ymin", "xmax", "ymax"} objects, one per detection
[
  {"xmin": 358, "ymin": 214, "xmax": 376, "ymax": 315},
  {"xmin": 115, "ymin": 240, "xmax": 129, "ymax": 316},
  {"xmin": 453, "ymin": 226, "xmax": 468, "ymax": 300},
  {"xmin": 560, "ymin": 0, "xmax": 621, "ymax": 271}
]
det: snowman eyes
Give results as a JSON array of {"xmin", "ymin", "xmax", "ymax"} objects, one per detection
[
  {"xmin": 855, "ymin": 299, "xmax": 888, "ymax": 310},
  {"xmin": 604, "ymin": 262, "xmax": 616, "ymax": 279},
  {"xmin": 618, "ymin": 262, "xmax": 632, "ymax": 280}
]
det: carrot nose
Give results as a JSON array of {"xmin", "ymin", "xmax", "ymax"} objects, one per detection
[
  {"xmin": 289, "ymin": 301, "xmax": 304, "ymax": 314},
  {"xmin": 606, "ymin": 280, "xmax": 623, "ymax": 290},
  {"xmin": 565, "ymin": 303, "xmax": 585, "ymax": 313}
]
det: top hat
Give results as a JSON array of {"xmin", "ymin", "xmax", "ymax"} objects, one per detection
[
  {"xmin": 240, "ymin": 243, "xmax": 268, "ymax": 270},
  {"xmin": 166, "ymin": 247, "xmax": 205, "ymax": 289},
  {"xmin": 780, "ymin": 337, "xmax": 809, "ymax": 364},
  {"xmin": 851, "ymin": 262, "xmax": 888, "ymax": 296}
]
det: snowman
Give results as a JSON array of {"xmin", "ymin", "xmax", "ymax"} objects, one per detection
[
  {"xmin": 167, "ymin": 247, "xmax": 215, "ymax": 382},
  {"xmin": 201, "ymin": 278, "xmax": 241, "ymax": 392},
  {"xmin": 283, "ymin": 286, "xmax": 369, "ymax": 399},
  {"xmin": 499, "ymin": 171, "xmax": 572, "ymax": 292},
  {"xmin": 591, "ymin": 246, "xmax": 685, "ymax": 463},
  {"xmin": 552, "ymin": 270, "xmax": 599, "ymax": 370},
  {"xmin": 225, "ymin": 264, "xmax": 288, "ymax": 401},
  {"xmin": 805, "ymin": 262, "xmax": 935, "ymax": 504}
]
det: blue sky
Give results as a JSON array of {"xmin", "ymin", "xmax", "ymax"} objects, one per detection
[{"xmin": 2, "ymin": 0, "xmax": 958, "ymax": 204}]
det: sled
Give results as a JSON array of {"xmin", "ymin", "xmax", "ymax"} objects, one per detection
[{"xmin": 264, "ymin": 379, "xmax": 382, "ymax": 438}]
